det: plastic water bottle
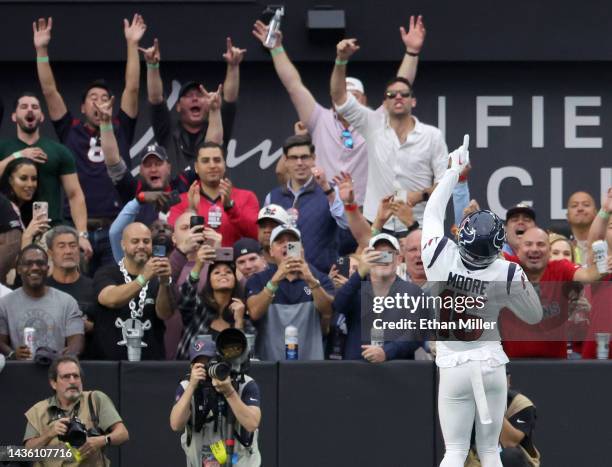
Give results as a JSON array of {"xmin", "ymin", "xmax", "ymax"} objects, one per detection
[
  {"xmin": 285, "ymin": 325, "xmax": 298, "ymax": 360},
  {"xmin": 370, "ymin": 327, "xmax": 385, "ymax": 347},
  {"xmin": 264, "ymin": 7, "xmax": 284, "ymax": 49}
]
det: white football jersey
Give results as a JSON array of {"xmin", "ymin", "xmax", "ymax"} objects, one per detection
[{"xmin": 421, "ymin": 166, "xmax": 542, "ymax": 367}]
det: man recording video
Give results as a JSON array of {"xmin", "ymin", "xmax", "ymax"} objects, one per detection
[{"xmin": 170, "ymin": 333, "xmax": 261, "ymax": 467}]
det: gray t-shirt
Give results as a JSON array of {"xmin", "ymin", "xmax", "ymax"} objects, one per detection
[{"xmin": 0, "ymin": 287, "xmax": 84, "ymax": 353}]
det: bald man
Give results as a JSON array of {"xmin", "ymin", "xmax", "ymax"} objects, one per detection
[
  {"xmin": 566, "ymin": 191, "xmax": 597, "ymax": 265},
  {"xmin": 501, "ymin": 227, "xmax": 603, "ymax": 358},
  {"xmin": 92, "ymin": 222, "xmax": 174, "ymax": 360}
]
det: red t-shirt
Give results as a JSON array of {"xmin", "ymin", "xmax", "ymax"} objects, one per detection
[{"xmin": 501, "ymin": 258, "xmax": 579, "ymax": 358}]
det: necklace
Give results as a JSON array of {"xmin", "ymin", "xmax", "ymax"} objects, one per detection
[{"xmin": 118, "ymin": 258, "xmax": 149, "ymax": 319}]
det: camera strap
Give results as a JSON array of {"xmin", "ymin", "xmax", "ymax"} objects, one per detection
[{"xmin": 88, "ymin": 391, "xmax": 100, "ymax": 431}]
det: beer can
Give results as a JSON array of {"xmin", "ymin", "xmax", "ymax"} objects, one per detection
[
  {"xmin": 23, "ymin": 327, "xmax": 36, "ymax": 358},
  {"xmin": 592, "ymin": 240, "xmax": 609, "ymax": 274},
  {"xmin": 595, "ymin": 333, "xmax": 610, "ymax": 360}
]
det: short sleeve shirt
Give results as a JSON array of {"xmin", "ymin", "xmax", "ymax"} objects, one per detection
[
  {"xmin": 0, "ymin": 137, "xmax": 76, "ymax": 224},
  {"xmin": 53, "ymin": 110, "xmax": 136, "ymax": 219}
]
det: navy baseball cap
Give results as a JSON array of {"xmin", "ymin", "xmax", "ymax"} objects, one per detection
[
  {"xmin": 233, "ymin": 238, "xmax": 262, "ymax": 260},
  {"xmin": 189, "ymin": 338, "xmax": 217, "ymax": 362},
  {"xmin": 139, "ymin": 143, "xmax": 168, "ymax": 164},
  {"xmin": 179, "ymin": 81, "xmax": 203, "ymax": 99}
]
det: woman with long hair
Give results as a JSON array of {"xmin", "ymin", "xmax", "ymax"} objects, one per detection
[
  {"xmin": 0, "ymin": 158, "xmax": 49, "ymax": 283},
  {"xmin": 176, "ymin": 243, "xmax": 252, "ymax": 359}
]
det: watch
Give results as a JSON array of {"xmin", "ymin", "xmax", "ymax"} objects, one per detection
[
  {"xmin": 324, "ymin": 187, "xmax": 335, "ymax": 196},
  {"xmin": 105, "ymin": 435, "xmax": 111, "ymax": 446},
  {"xmin": 224, "ymin": 199, "xmax": 235, "ymax": 210},
  {"xmin": 309, "ymin": 279, "xmax": 322, "ymax": 290},
  {"xmin": 422, "ymin": 191, "xmax": 430, "ymax": 202},
  {"xmin": 78, "ymin": 231, "xmax": 89, "ymax": 239}
]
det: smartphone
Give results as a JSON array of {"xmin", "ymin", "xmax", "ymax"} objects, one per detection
[
  {"xmin": 336, "ymin": 256, "xmax": 350, "ymax": 277},
  {"xmin": 287, "ymin": 241, "xmax": 302, "ymax": 258},
  {"xmin": 152, "ymin": 244, "xmax": 167, "ymax": 257},
  {"xmin": 32, "ymin": 201, "xmax": 48, "ymax": 220},
  {"xmin": 373, "ymin": 251, "xmax": 394, "ymax": 264},
  {"xmin": 190, "ymin": 215, "xmax": 205, "ymax": 230},
  {"xmin": 167, "ymin": 190, "xmax": 181, "ymax": 208},
  {"xmin": 215, "ymin": 247, "xmax": 234, "ymax": 262}
]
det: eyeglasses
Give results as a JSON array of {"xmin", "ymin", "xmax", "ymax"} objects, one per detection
[
  {"xmin": 58, "ymin": 373, "xmax": 81, "ymax": 381},
  {"xmin": 285, "ymin": 154, "xmax": 313, "ymax": 162},
  {"xmin": 20, "ymin": 259, "xmax": 48, "ymax": 268},
  {"xmin": 385, "ymin": 90, "xmax": 412, "ymax": 99},
  {"xmin": 341, "ymin": 130, "xmax": 354, "ymax": 149}
]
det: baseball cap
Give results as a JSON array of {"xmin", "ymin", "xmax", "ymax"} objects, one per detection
[
  {"xmin": 369, "ymin": 233, "xmax": 400, "ymax": 251},
  {"xmin": 179, "ymin": 81, "xmax": 203, "ymax": 99},
  {"xmin": 506, "ymin": 203, "xmax": 536, "ymax": 222},
  {"xmin": 233, "ymin": 238, "xmax": 262, "ymax": 260},
  {"xmin": 346, "ymin": 77, "xmax": 365, "ymax": 94},
  {"xmin": 189, "ymin": 338, "xmax": 217, "ymax": 362},
  {"xmin": 139, "ymin": 143, "xmax": 168, "ymax": 164},
  {"xmin": 82, "ymin": 79, "xmax": 113, "ymax": 103},
  {"xmin": 257, "ymin": 204, "xmax": 289, "ymax": 226},
  {"xmin": 270, "ymin": 224, "xmax": 301, "ymax": 244}
]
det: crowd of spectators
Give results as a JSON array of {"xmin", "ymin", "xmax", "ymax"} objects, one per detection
[{"xmin": 0, "ymin": 13, "xmax": 611, "ymax": 367}]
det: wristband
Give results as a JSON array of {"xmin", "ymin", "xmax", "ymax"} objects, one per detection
[
  {"xmin": 335, "ymin": 59, "xmax": 348, "ymax": 66},
  {"xmin": 105, "ymin": 435, "xmax": 112, "ymax": 446},
  {"xmin": 190, "ymin": 270, "xmax": 200, "ymax": 281},
  {"xmin": 135, "ymin": 274, "xmax": 148, "ymax": 287},
  {"xmin": 146, "ymin": 62, "xmax": 160, "ymax": 69},
  {"xmin": 266, "ymin": 280, "xmax": 279, "ymax": 294},
  {"xmin": 598, "ymin": 209, "xmax": 611, "ymax": 220},
  {"xmin": 36, "ymin": 56, "xmax": 49, "ymax": 63},
  {"xmin": 405, "ymin": 50, "xmax": 419, "ymax": 57},
  {"xmin": 344, "ymin": 203, "xmax": 358, "ymax": 212},
  {"xmin": 137, "ymin": 192, "xmax": 146, "ymax": 203},
  {"xmin": 99, "ymin": 123, "xmax": 113, "ymax": 132},
  {"xmin": 406, "ymin": 221, "xmax": 420, "ymax": 234},
  {"xmin": 12, "ymin": 151, "xmax": 23, "ymax": 160},
  {"xmin": 270, "ymin": 46, "xmax": 285, "ymax": 57},
  {"xmin": 371, "ymin": 227, "xmax": 381, "ymax": 236}
]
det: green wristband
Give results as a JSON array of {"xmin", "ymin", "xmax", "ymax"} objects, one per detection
[
  {"xmin": 266, "ymin": 280, "xmax": 279, "ymax": 293},
  {"xmin": 598, "ymin": 209, "xmax": 611, "ymax": 220},
  {"xmin": 13, "ymin": 151, "xmax": 23, "ymax": 159},
  {"xmin": 146, "ymin": 62, "xmax": 160, "ymax": 69},
  {"xmin": 99, "ymin": 123, "xmax": 113, "ymax": 132},
  {"xmin": 371, "ymin": 227, "xmax": 381, "ymax": 236},
  {"xmin": 36, "ymin": 56, "xmax": 49, "ymax": 63},
  {"xmin": 335, "ymin": 59, "xmax": 348, "ymax": 66},
  {"xmin": 135, "ymin": 274, "xmax": 147, "ymax": 287},
  {"xmin": 189, "ymin": 270, "xmax": 200, "ymax": 281},
  {"xmin": 270, "ymin": 46, "xmax": 285, "ymax": 58}
]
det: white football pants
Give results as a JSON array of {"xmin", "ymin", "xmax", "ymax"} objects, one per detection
[{"xmin": 438, "ymin": 361, "xmax": 507, "ymax": 467}]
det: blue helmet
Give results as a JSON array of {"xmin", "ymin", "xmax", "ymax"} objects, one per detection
[{"xmin": 458, "ymin": 210, "xmax": 506, "ymax": 267}]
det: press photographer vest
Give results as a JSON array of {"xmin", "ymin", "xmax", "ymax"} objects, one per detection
[
  {"xmin": 24, "ymin": 391, "xmax": 109, "ymax": 467},
  {"xmin": 179, "ymin": 375, "xmax": 261, "ymax": 467}
]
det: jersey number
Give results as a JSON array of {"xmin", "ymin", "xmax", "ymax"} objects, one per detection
[{"xmin": 438, "ymin": 289, "xmax": 484, "ymax": 342}]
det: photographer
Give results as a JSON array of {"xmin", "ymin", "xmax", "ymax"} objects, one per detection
[
  {"xmin": 171, "ymin": 337, "xmax": 261, "ymax": 466},
  {"xmin": 23, "ymin": 356, "xmax": 128, "ymax": 466}
]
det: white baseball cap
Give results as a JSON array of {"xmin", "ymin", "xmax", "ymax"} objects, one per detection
[
  {"xmin": 258, "ymin": 204, "xmax": 289, "ymax": 226},
  {"xmin": 346, "ymin": 77, "xmax": 365, "ymax": 94},
  {"xmin": 270, "ymin": 224, "xmax": 301, "ymax": 244},
  {"xmin": 369, "ymin": 233, "xmax": 400, "ymax": 251}
]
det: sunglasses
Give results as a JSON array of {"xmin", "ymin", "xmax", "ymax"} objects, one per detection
[
  {"xmin": 341, "ymin": 129, "xmax": 354, "ymax": 149},
  {"xmin": 385, "ymin": 90, "xmax": 412, "ymax": 99}
]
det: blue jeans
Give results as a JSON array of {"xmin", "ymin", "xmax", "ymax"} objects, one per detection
[{"xmin": 84, "ymin": 227, "xmax": 115, "ymax": 277}]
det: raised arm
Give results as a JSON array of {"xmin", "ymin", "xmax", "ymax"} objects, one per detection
[
  {"xmin": 33, "ymin": 17, "xmax": 67, "ymax": 120},
  {"xmin": 140, "ymin": 38, "xmax": 163, "ymax": 105},
  {"xmin": 422, "ymin": 135, "xmax": 470, "ymax": 242},
  {"xmin": 330, "ymin": 38, "xmax": 360, "ymax": 107},
  {"xmin": 252, "ymin": 21, "xmax": 317, "ymax": 124},
  {"xmin": 397, "ymin": 15, "xmax": 426, "ymax": 84},
  {"xmin": 587, "ymin": 187, "xmax": 612, "ymax": 247},
  {"xmin": 122, "ymin": 14, "xmax": 147, "ymax": 118},
  {"xmin": 203, "ymin": 84, "xmax": 223, "ymax": 145},
  {"xmin": 333, "ymin": 172, "xmax": 372, "ymax": 249},
  {"xmin": 222, "ymin": 37, "xmax": 246, "ymax": 103},
  {"xmin": 93, "ymin": 96, "xmax": 122, "ymax": 166}
]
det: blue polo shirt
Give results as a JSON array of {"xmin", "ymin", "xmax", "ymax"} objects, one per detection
[{"xmin": 246, "ymin": 264, "xmax": 334, "ymax": 361}]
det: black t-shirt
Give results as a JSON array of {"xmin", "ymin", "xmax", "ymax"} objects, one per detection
[
  {"xmin": 91, "ymin": 264, "xmax": 165, "ymax": 360},
  {"xmin": 0, "ymin": 194, "xmax": 21, "ymax": 233},
  {"xmin": 48, "ymin": 275, "xmax": 96, "ymax": 317}
]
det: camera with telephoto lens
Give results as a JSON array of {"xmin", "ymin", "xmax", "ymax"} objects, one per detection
[{"xmin": 205, "ymin": 358, "xmax": 232, "ymax": 381}]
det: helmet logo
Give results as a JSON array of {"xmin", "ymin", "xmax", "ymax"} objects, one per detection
[
  {"xmin": 460, "ymin": 225, "xmax": 476, "ymax": 245},
  {"xmin": 493, "ymin": 229, "xmax": 505, "ymax": 250}
]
